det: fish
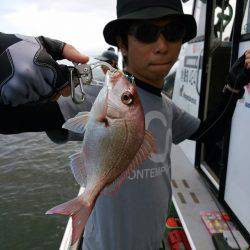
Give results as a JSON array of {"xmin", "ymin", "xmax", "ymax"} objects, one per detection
[{"xmin": 46, "ymin": 70, "xmax": 156, "ymax": 246}]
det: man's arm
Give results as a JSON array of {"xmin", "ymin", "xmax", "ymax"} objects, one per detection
[
  {"xmin": 189, "ymin": 89, "xmax": 240, "ymax": 142},
  {"xmin": 0, "ymin": 101, "xmax": 65, "ymax": 134},
  {"xmin": 189, "ymin": 51, "xmax": 250, "ymax": 143},
  {"xmin": 0, "ymin": 85, "xmax": 99, "ymax": 142}
]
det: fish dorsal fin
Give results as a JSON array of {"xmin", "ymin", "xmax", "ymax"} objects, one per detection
[
  {"xmin": 62, "ymin": 112, "xmax": 89, "ymax": 134},
  {"xmin": 69, "ymin": 152, "xmax": 87, "ymax": 187},
  {"xmin": 104, "ymin": 130, "xmax": 156, "ymax": 194}
]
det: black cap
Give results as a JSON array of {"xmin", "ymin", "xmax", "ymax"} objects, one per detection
[
  {"xmin": 103, "ymin": 0, "xmax": 197, "ymax": 46},
  {"xmin": 95, "ymin": 50, "xmax": 118, "ymax": 62}
]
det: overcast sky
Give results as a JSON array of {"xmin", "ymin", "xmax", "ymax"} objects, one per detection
[{"xmin": 0, "ymin": 0, "xmax": 193, "ymax": 56}]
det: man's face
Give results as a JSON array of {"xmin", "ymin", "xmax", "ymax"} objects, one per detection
[{"xmin": 123, "ymin": 18, "xmax": 182, "ymax": 88}]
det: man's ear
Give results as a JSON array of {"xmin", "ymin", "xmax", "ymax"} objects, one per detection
[{"xmin": 117, "ymin": 37, "xmax": 127, "ymax": 56}]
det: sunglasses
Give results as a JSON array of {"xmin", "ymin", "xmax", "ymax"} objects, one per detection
[{"xmin": 128, "ymin": 21, "xmax": 186, "ymax": 44}]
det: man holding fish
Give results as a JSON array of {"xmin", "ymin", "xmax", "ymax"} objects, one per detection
[
  {"xmin": 46, "ymin": 0, "xmax": 250, "ymax": 249},
  {"xmin": 1, "ymin": 0, "xmax": 250, "ymax": 249}
]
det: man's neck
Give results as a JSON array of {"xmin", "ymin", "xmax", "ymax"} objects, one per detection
[
  {"xmin": 125, "ymin": 68, "xmax": 164, "ymax": 89},
  {"xmin": 124, "ymin": 71, "xmax": 162, "ymax": 97}
]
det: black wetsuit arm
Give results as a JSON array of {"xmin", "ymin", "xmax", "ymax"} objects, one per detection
[
  {"xmin": 189, "ymin": 90, "xmax": 240, "ymax": 143},
  {"xmin": 0, "ymin": 101, "xmax": 66, "ymax": 134}
]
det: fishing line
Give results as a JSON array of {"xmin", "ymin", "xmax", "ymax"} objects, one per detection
[
  {"xmin": 193, "ymin": 91, "xmax": 236, "ymax": 141},
  {"xmin": 193, "ymin": 56, "xmax": 245, "ymax": 141}
]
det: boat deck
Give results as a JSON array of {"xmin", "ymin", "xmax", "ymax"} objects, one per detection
[
  {"xmin": 171, "ymin": 145, "xmax": 218, "ymax": 249},
  {"xmin": 171, "ymin": 144, "xmax": 248, "ymax": 250}
]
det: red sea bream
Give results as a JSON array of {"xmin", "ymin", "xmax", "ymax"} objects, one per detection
[{"xmin": 46, "ymin": 71, "xmax": 156, "ymax": 245}]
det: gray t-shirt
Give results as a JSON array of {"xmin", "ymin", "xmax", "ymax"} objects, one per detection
[{"xmin": 58, "ymin": 85, "xmax": 200, "ymax": 250}]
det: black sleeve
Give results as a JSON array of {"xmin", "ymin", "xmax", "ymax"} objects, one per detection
[
  {"xmin": 189, "ymin": 89, "xmax": 242, "ymax": 143},
  {"xmin": 0, "ymin": 101, "xmax": 67, "ymax": 134},
  {"xmin": 37, "ymin": 36, "xmax": 66, "ymax": 61}
]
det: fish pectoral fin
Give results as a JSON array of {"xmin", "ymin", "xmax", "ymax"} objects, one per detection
[
  {"xmin": 69, "ymin": 152, "xmax": 87, "ymax": 187},
  {"xmin": 104, "ymin": 130, "xmax": 157, "ymax": 194},
  {"xmin": 142, "ymin": 130, "xmax": 157, "ymax": 155},
  {"xmin": 127, "ymin": 130, "xmax": 157, "ymax": 170},
  {"xmin": 62, "ymin": 112, "xmax": 90, "ymax": 134}
]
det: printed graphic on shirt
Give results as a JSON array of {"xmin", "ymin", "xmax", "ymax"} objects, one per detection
[
  {"xmin": 128, "ymin": 165, "xmax": 170, "ymax": 180},
  {"xmin": 127, "ymin": 110, "xmax": 172, "ymax": 181},
  {"xmin": 145, "ymin": 111, "xmax": 172, "ymax": 163}
]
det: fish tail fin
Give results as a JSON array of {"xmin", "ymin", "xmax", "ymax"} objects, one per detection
[
  {"xmin": 46, "ymin": 196, "xmax": 92, "ymax": 246},
  {"xmin": 71, "ymin": 207, "xmax": 91, "ymax": 245}
]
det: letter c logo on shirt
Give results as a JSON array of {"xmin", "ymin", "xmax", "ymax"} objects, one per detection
[{"xmin": 145, "ymin": 111, "xmax": 172, "ymax": 163}]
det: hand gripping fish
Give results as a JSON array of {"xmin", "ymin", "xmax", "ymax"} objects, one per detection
[{"xmin": 46, "ymin": 71, "xmax": 156, "ymax": 245}]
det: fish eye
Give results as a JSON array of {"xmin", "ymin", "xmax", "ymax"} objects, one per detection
[{"xmin": 121, "ymin": 91, "xmax": 134, "ymax": 105}]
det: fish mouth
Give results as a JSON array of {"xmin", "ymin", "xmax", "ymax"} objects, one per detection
[
  {"xmin": 107, "ymin": 114, "xmax": 122, "ymax": 120},
  {"xmin": 105, "ymin": 70, "xmax": 122, "ymax": 90}
]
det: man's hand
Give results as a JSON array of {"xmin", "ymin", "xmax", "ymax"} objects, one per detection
[
  {"xmin": 227, "ymin": 50, "xmax": 250, "ymax": 92},
  {"xmin": 37, "ymin": 36, "xmax": 89, "ymax": 98},
  {"xmin": 62, "ymin": 44, "xmax": 89, "ymax": 64},
  {"xmin": 50, "ymin": 44, "xmax": 89, "ymax": 100},
  {"xmin": 0, "ymin": 33, "xmax": 89, "ymax": 106}
]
